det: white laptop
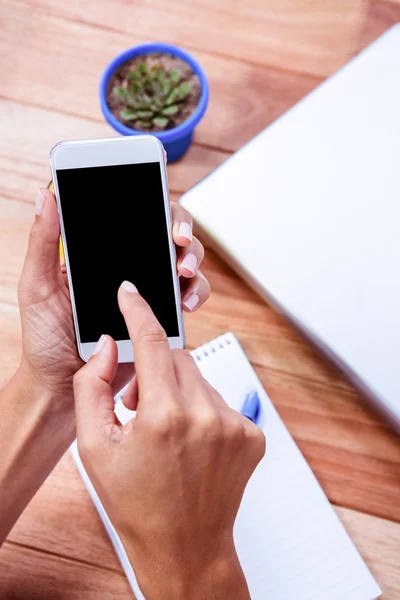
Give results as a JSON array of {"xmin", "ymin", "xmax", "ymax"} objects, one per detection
[{"xmin": 181, "ymin": 25, "xmax": 400, "ymax": 432}]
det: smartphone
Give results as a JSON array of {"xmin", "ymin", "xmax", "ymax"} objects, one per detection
[{"xmin": 50, "ymin": 135, "xmax": 185, "ymax": 362}]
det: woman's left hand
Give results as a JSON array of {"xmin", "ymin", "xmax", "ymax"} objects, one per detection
[{"xmin": 17, "ymin": 187, "xmax": 210, "ymax": 404}]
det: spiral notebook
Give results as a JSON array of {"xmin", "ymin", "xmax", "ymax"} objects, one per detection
[{"xmin": 70, "ymin": 333, "xmax": 380, "ymax": 599}]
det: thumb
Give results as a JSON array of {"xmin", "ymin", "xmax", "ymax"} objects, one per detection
[
  {"xmin": 74, "ymin": 335, "xmax": 121, "ymax": 456},
  {"xmin": 20, "ymin": 188, "xmax": 61, "ymax": 290}
]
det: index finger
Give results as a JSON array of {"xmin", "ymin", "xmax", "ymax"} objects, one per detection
[{"xmin": 117, "ymin": 280, "xmax": 178, "ymax": 400}]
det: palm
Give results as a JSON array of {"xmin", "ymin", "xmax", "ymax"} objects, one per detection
[
  {"xmin": 20, "ymin": 270, "xmax": 83, "ymax": 394},
  {"xmin": 20, "ymin": 266, "xmax": 135, "ymax": 399}
]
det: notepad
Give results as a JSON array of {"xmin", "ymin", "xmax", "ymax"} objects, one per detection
[
  {"xmin": 180, "ymin": 26, "xmax": 400, "ymax": 432},
  {"xmin": 70, "ymin": 333, "xmax": 380, "ymax": 599}
]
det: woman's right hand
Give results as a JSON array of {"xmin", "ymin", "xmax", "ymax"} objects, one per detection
[{"xmin": 73, "ymin": 281, "xmax": 265, "ymax": 600}]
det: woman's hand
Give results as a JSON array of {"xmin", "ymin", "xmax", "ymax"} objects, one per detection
[
  {"xmin": 17, "ymin": 187, "xmax": 210, "ymax": 403},
  {"xmin": 0, "ymin": 186, "xmax": 209, "ymax": 545},
  {"xmin": 74, "ymin": 282, "xmax": 265, "ymax": 600}
]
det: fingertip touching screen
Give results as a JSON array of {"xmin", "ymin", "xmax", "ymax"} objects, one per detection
[{"xmin": 56, "ymin": 162, "xmax": 179, "ymax": 343}]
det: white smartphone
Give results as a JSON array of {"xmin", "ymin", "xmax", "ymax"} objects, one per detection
[{"xmin": 50, "ymin": 135, "xmax": 185, "ymax": 363}]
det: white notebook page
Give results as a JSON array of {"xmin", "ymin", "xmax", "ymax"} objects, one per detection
[{"xmin": 70, "ymin": 333, "xmax": 380, "ymax": 599}]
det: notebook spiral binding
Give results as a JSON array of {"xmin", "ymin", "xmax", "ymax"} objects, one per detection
[{"xmin": 192, "ymin": 332, "xmax": 234, "ymax": 363}]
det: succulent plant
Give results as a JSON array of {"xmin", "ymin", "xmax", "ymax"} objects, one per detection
[{"xmin": 113, "ymin": 61, "xmax": 192, "ymax": 130}]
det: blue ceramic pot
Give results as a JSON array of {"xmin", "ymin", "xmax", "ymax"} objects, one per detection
[{"xmin": 99, "ymin": 42, "xmax": 209, "ymax": 162}]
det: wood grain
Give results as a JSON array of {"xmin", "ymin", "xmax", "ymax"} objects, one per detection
[
  {"xmin": 4, "ymin": 453, "xmax": 400, "ymax": 598},
  {"xmin": 1, "ymin": 0, "xmax": 400, "ymax": 596},
  {"xmin": 14, "ymin": 0, "xmax": 367, "ymax": 78},
  {"xmin": 358, "ymin": 0, "xmax": 400, "ymax": 49},
  {"xmin": 0, "ymin": 542, "xmax": 133, "ymax": 599},
  {"xmin": 0, "ymin": 3, "xmax": 321, "ymax": 154},
  {"xmin": 335, "ymin": 506, "xmax": 400, "ymax": 598},
  {"xmin": 0, "ymin": 99, "xmax": 228, "ymax": 204}
]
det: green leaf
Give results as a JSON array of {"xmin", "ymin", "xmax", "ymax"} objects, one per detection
[
  {"xmin": 137, "ymin": 62, "xmax": 148, "ymax": 75},
  {"xmin": 141, "ymin": 93, "xmax": 152, "ymax": 105},
  {"xmin": 120, "ymin": 108, "xmax": 138, "ymax": 120},
  {"xmin": 128, "ymin": 81, "xmax": 141, "ymax": 94},
  {"xmin": 127, "ymin": 70, "xmax": 140, "ymax": 81},
  {"xmin": 169, "ymin": 69, "xmax": 181, "ymax": 84},
  {"xmin": 137, "ymin": 110, "xmax": 154, "ymax": 119},
  {"xmin": 138, "ymin": 120, "xmax": 151, "ymax": 128},
  {"xmin": 162, "ymin": 104, "xmax": 179, "ymax": 116},
  {"xmin": 126, "ymin": 94, "xmax": 142, "ymax": 108},
  {"xmin": 151, "ymin": 80, "xmax": 161, "ymax": 96},
  {"xmin": 157, "ymin": 68, "xmax": 167, "ymax": 82},
  {"xmin": 165, "ymin": 87, "xmax": 179, "ymax": 105},
  {"xmin": 152, "ymin": 116, "xmax": 168, "ymax": 128},
  {"xmin": 154, "ymin": 66, "xmax": 163, "ymax": 79},
  {"xmin": 178, "ymin": 81, "xmax": 191, "ymax": 99},
  {"xmin": 161, "ymin": 78, "xmax": 171, "ymax": 95},
  {"xmin": 113, "ymin": 86, "xmax": 128, "ymax": 100}
]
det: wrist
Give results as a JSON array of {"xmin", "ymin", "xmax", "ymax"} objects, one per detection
[
  {"xmin": 0, "ymin": 367, "xmax": 75, "ymax": 542},
  {"xmin": 124, "ymin": 538, "xmax": 250, "ymax": 600},
  {"xmin": 17, "ymin": 358, "xmax": 75, "ymax": 423}
]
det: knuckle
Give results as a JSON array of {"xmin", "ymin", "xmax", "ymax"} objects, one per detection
[
  {"xmin": 193, "ymin": 236, "xmax": 205, "ymax": 262},
  {"xmin": 225, "ymin": 416, "xmax": 245, "ymax": 444},
  {"xmin": 196, "ymin": 410, "xmax": 221, "ymax": 437},
  {"xmin": 198, "ymin": 271, "xmax": 211, "ymax": 296},
  {"xmin": 152, "ymin": 405, "xmax": 187, "ymax": 437},
  {"xmin": 247, "ymin": 425, "xmax": 266, "ymax": 458},
  {"xmin": 138, "ymin": 323, "xmax": 167, "ymax": 345},
  {"xmin": 255, "ymin": 429, "xmax": 267, "ymax": 456},
  {"xmin": 173, "ymin": 348, "xmax": 196, "ymax": 365},
  {"xmin": 174, "ymin": 204, "xmax": 193, "ymax": 226},
  {"xmin": 180, "ymin": 207, "xmax": 193, "ymax": 225}
]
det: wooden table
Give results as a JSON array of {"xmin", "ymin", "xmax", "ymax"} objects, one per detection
[{"xmin": 1, "ymin": 0, "xmax": 400, "ymax": 597}]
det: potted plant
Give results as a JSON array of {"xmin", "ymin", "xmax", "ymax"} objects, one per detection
[{"xmin": 100, "ymin": 43, "xmax": 209, "ymax": 162}]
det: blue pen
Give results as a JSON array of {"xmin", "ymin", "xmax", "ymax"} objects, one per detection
[{"xmin": 240, "ymin": 390, "xmax": 261, "ymax": 424}]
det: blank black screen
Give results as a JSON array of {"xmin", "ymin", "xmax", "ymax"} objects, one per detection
[{"xmin": 57, "ymin": 162, "xmax": 179, "ymax": 342}]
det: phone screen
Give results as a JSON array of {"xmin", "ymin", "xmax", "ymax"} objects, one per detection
[{"xmin": 56, "ymin": 162, "xmax": 179, "ymax": 343}]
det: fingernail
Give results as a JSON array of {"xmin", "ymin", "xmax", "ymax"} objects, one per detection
[
  {"xmin": 180, "ymin": 253, "xmax": 197, "ymax": 275},
  {"xmin": 178, "ymin": 222, "xmax": 192, "ymax": 242},
  {"xmin": 35, "ymin": 189, "xmax": 45, "ymax": 216},
  {"xmin": 121, "ymin": 280, "xmax": 138, "ymax": 294},
  {"xmin": 183, "ymin": 293, "xmax": 199, "ymax": 312},
  {"xmin": 93, "ymin": 334, "xmax": 106, "ymax": 355}
]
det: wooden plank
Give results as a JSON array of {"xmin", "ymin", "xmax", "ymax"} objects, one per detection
[
  {"xmin": 15, "ymin": 0, "xmax": 366, "ymax": 78},
  {"xmin": 3, "ymin": 2, "xmax": 396, "ymax": 158},
  {"xmin": 0, "ymin": 99, "xmax": 228, "ymax": 203},
  {"xmin": 335, "ymin": 506, "xmax": 400, "ymax": 599},
  {"xmin": 6, "ymin": 454, "xmax": 124, "ymax": 573},
  {"xmin": 357, "ymin": 0, "xmax": 400, "ymax": 50},
  {"xmin": 5, "ymin": 453, "xmax": 400, "ymax": 598},
  {"xmin": 0, "ymin": 196, "xmax": 29, "ymax": 307},
  {"xmin": 0, "ymin": 3, "xmax": 321, "ymax": 154},
  {"xmin": 0, "ymin": 541, "xmax": 133, "ymax": 599}
]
